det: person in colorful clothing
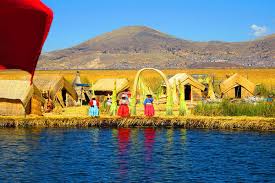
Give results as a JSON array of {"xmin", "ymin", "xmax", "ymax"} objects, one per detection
[
  {"xmin": 144, "ymin": 94, "xmax": 155, "ymax": 117},
  {"xmin": 89, "ymin": 96, "xmax": 100, "ymax": 117},
  {"xmin": 266, "ymin": 95, "xmax": 273, "ymax": 104},
  {"xmin": 118, "ymin": 94, "xmax": 130, "ymax": 117}
]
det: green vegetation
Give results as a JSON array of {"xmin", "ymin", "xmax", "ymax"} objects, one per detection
[
  {"xmin": 255, "ymin": 84, "xmax": 275, "ymax": 97},
  {"xmin": 110, "ymin": 80, "xmax": 117, "ymax": 116},
  {"xmin": 178, "ymin": 81, "xmax": 187, "ymax": 116},
  {"xmin": 194, "ymin": 100, "xmax": 275, "ymax": 117},
  {"xmin": 166, "ymin": 88, "xmax": 173, "ymax": 115}
]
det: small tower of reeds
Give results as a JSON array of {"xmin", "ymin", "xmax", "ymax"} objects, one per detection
[
  {"xmin": 178, "ymin": 81, "xmax": 188, "ymax": 116},
  {"xmin": 172, "ymin": 79, "xmax": 178, "ymax": 104},
  {"xmin": 207, "ymin": 76, "xmax": 215, "ymax": 100},
  {"xmin": 72, "ymin": 71, "xmax": 82, "ymax": 105},
  {"xmin": 166, "ymin": 88, "xmax": 173, "ymax": 115},
  {"xmin": 110, "ymin": 80, "xmax": 117, "ymax": 116}
]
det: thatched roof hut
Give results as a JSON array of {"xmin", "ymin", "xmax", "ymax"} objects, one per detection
[
  {"xmin": 33, "ymin": 75, "xmax": 77, "ymax": 107},
  {"xmin": 93, "ymin": 78, "xmax": 130, "ymax": 96},
  {"xmin": 0, "ymin": 80, "xmax": 44, "ymax": 116},
  {"xmin": 168, "ymin": 73, "xmax": 205, "ymax": 102},
  {"xmin": 220, "ymin": 73, "xmax": 255, "ymax": 99}
]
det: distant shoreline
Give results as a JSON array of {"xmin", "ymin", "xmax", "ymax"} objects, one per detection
[
  {"xmin": 1, "ymin": 68, "xmax": 275, "ymax": 73},
  {"xmin": 35, "ymin": 67, "xmax": 275, "ymax": 71},
  {"xmin": 0, "ymin": 116, "xmax": 274, "ymax": 131}
]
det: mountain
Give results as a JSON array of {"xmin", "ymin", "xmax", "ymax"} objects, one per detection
[{"xmin": 37, "ymin": 26, "xmax": 275, "ymax": 70}]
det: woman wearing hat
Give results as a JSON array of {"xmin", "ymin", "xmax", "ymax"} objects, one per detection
[
  {"xmin": 144, "ymin": 94, "xmax": 155, "ymax": 117},
  {"xmin": 89, "ymin": 96, "xmax": 100, "ymax": 117},
  {"xmin": 118, "ymin": 94, "xmax": 130, "ymax": 117}
]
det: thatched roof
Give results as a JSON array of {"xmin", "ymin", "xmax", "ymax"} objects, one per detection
[
  {"xmin": 33, "ymin": 75, "xmax": 77, "ymax": 101},
  {"xmin": 168, "ymin": 73, "xmax": 205, "ymax": 91},
  {"xmin": 0, "ymin": 80, "xmax": 43, "ymax": 107},
  {"xmin": 220, "ymin": 73, "xmax": 256, "ymax": 94},
  {"xmin": 93, "ymin": 78, "xmax": 129, "ymax": 93}
]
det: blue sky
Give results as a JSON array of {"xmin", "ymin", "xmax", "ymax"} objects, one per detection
[{"xmin": 42, "ymin": 0, "xmax": 275, "ymax": 52}]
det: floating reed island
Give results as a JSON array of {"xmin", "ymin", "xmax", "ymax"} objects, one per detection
[
  {"xmin": 0, "ymin": 116, "xmax": 274, "ymax": 131},
  {"xmin": 0, "ymin": 69, "xmax": 274, "ymax": 131}
]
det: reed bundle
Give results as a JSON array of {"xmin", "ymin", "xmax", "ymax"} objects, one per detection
[{"xmin": 0, "ymin": 116, "xmax": 274, "ymax": 131}]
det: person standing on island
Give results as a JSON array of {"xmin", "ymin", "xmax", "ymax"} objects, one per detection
[
  {"xmin": 118, "ymin": 94, "xmax": 130, "ymax": 117},
  {"xmin": 44, "ymin": 98, "xmax": 54, "ymax": 113},
  {"xmin": 105, "ymin": 95, "xmax": 112, "ymax": 113},
  {"xmin": 267, "ymin": 94, "xmax": 273, "ymax": 104},
  {"xmin": 144, "ymin": 94, "xmax": 155, "ymax": 117},
  {"xmin": 89, "ymin": 96, "xmax": 100, "ymax": 117}
]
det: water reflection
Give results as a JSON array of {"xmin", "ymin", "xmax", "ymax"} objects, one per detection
[
  {"xmin": 0, "ymin": 128, "xmax": 273, "ymax": 182},
  {"xmin": 90, "ymin": 128, "xmax": 99, "ymax": 143},
  {"xmin": 117, "ymin": 128, "xmax": 131, "ymax": 180},
  {"xmin": 166, "ymin": 128, "xmax": 174, "ymax": 144},
  {"xmin": 144, "ymin": 128, "xmax": 155, "ymax": 161},
  {"xmin": 180, "ymin": 129, "xmax": 187, "ymax": 143},
  {"xmin": 130, "ymin": 128, "xmax": 139, "ymax": 146},
  {"xmin": 118, "ymin": 128, "xmax": 131, "ymax": 154}
]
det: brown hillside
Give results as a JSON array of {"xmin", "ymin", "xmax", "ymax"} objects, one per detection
[{"xmin": 38, "ymin": 26, "xmax": 275, "ymax": 70}]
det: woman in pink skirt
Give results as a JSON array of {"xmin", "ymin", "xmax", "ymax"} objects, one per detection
[{"xmin": 144, "ymin": 94, "xmax": 155, "ymax": 117}]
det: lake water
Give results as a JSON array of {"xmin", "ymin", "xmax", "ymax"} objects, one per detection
[{"xmin": 0, "ymin": 128, "xmax": 274, "ymax": 182}]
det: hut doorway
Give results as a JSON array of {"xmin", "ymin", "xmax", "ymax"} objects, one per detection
[
  {"xmin": 83, "ymin": 93, "xmax": 90, "ymax": 105},
  {"xmin": 184, "ymin": 85, "xmax": 191, "ymax": 100},
  {"xmin": 235, "ymin": 85, "xmax": 241, "ymax": 98},
  {"xmin": 62, "ymin": 89, "xmax": 67, "ymax": 104}
]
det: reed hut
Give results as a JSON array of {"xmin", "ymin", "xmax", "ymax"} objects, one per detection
[
  {"xmin": 93, "ymin": 78, "xmax": 130, "ymax": 97},
  {"xmin": 33, "ymin": 75, "xmax": 77, "ymax": 107},
  {"xmin": 167, "ymin": 73, "xmax": 205, "ymax": 102},
  {"xmin": 220, "ymin": 73, "xmax": 255, "ymax": 99},
  {"xmin": 0, "ymin": 80, "xmax": 44, "ymax": 116}
]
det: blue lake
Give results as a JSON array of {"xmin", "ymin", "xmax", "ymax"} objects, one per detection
[{"xmin": 0, "ymin": 128, "xmax": 274, "ymax": 182}]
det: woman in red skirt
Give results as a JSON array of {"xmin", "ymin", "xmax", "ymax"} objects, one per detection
[
  {"xmin": 144, "ymin": 94, "xmax": 155, "ymax": 117},
  {"xmin": 118, "ymin": 94, "xmax": 130, "ymax": 117}
]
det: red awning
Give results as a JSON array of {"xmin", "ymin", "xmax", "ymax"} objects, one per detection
[{"xmin": 0, "ymin": 0, "xmax": 53, "ymax": 79}]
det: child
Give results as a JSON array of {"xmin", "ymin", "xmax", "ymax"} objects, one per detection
[
  {"xmin": 89, "ymin": 96, "xmax": 99, "ymax": 117},
  {"xmin": 105, "ymin": 95, "xmax": 112, "ymax": 113},
  {"xmin": 118, "ymin": 94, "xmax": 130, "ymax": 117},
  {"xmin": 144, "ymin": 94, "xmax": 155, "ymax": 117}
]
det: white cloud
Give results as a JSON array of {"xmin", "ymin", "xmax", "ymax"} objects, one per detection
[{"xmin": 250, "ymin": 24, "xmax": 267, "ymax": 37}]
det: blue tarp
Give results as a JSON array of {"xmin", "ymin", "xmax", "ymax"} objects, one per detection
[{"xmin": 76, "ymin": 84, "xmax": 90, "ymax": 87}]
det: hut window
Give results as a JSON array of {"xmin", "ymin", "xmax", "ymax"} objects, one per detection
[
  {"xmin": 235, "ymin": 85, "xmax": 242, "ymax": 98},
  {"xmin": 184, "ymin": 85, "xmax": 191, "ymax": 100}
]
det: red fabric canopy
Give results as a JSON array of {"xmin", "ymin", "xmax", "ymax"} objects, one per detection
[{"xmin": 0, "ymin": 0, "xmax": 53, "ymax": 79}]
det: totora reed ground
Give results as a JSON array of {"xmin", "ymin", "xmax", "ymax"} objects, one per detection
[{"xmin": 0, "ymin": 69, "xmax": 274, "ymax": 131}]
